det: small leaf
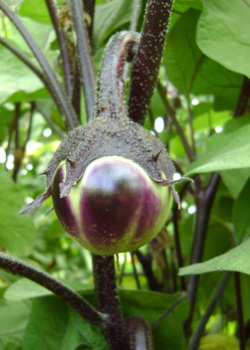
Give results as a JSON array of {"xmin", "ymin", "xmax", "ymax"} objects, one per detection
[
  {"xmin": 0, "ymin": 170, "xmax": 37, "ymax": 256},
  {"xmin": 179, "ymin": 238, "xmax": 250, "ymax": 276}
]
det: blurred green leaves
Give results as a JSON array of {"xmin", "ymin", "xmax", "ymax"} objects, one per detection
[{"xmin": 0, "ymin": 170, "xmax": 37, "ymax": 256}]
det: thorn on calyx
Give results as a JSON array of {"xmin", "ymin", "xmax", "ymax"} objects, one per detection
[
  {"xmin": 152, "ymin": 149, "xmax": 163, "ymax": 162},
  {"xmin": 66, "ymin": 158, "xmax": 75, "ymax": 168}
]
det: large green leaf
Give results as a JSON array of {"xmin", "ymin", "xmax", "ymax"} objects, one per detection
[
  {"xmin": 186, "ymin": 125, "xmax": 250, "ymax": 175},
  {"xmin": 0, "ymin": 170, "xmax": 37, "ymax": 256},
  {"xmin": 179, "ymin": 238, "xmax": 250, "ymax": 276},
  {"xmin": 197, "ymin": 0, "xmax": 250, "ymax": 78},
  {"xmin": 164, "ymin": 8, "xmax": 242, "ymax": 102}
]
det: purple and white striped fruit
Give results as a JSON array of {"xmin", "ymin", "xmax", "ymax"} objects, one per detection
[
  {"xmin": 20, "ymin": 117, "xmax": 189, "ymax": 255},
  {"xmin": 51, "ymin": 156, "xmax": 172, "ymax": 255}
]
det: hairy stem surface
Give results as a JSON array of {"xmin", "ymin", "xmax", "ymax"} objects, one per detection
[{"xmin": 92, "ymin": 254, "xmax": 132, "ymax": 350}]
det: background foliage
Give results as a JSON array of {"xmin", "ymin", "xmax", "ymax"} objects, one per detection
[{"xmin": 0, "ymin": 0, "xmax": 250, "ymax": 349}]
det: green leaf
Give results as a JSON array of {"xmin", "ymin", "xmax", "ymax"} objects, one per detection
[
  {"xmin": 23, "ymin": 297, "xmax": 70, "ymax": 350},
  {"xmin": 23, "ymin": 297, "xmax": 105, "ymax": 350},
  {"xmin": 179, "ymin": 238, "xmax": 250, "ymax": 276},
  {"xmin": 191, "ymin": 56, "xmax": 243, "ymax": 99},
  {"xmin": 0, "ymin": 170, "xmax": 37, "ymax": 256},
  {"xmin": 94, "ymin": 0, "xmax": 133, "ymax": 47},
  {"xmin": 164, "ymin": 10, "xmax": 202, "ymax": 95},
  {"xmin": 0, "ymin": 47, "xmax": 45, "ymax": 104},
  {"xmin": 69, "ymin": 308, "xmax": 107, "ymax": 350},
  {"xmin": 120, "ymin": 290, "xmax": 188, "ymax": 350},
  {"xmin": 186, "ymin": 125, "xmax": 250, "ymax": 175},
  {"xmin": 0, "ymin": 300, "xmax": 30, "ymax": 349},
  {"xmin": 9, "ymin": 17, "xmax": 55, "ymax": 55},
  {"xmin": 233, "ymin": 178, "xmax": 250, "ymax": 243},
  {"xmin": 4, "ymin": 278, "xmax": 93, "ymax": 301},
  {"xmin": 221, "ymin": 169, "xmax": 250, "ymax": 199},
  {"xmin": 18, "ymin": 0, "xmax": 51, "ymax": 24},
  {"xmin": 197, "ymin": 0, "xmax": 250, "ymax": 78}
]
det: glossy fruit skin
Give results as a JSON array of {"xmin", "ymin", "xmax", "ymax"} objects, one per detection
[{"xmin": 51, "ymin": 156, "xmax": 172, "ymax": 255}]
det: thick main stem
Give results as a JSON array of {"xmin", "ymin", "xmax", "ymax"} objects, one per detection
[
  {"xmin": 92, "ymin": 254, "xmax": 132, "ymax": 350},
  {"xmin": 128, "ymin": 0, "xmax": 174, "ymax": 125}
]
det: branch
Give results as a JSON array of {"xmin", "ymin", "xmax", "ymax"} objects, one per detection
[
  {"xmin": 135, "ymin": 250, "xmax": 161, "ymax": 291},
  {"xmin": 128, "ymin": 0, "xmax": 174, "ymax": 125},
  {"xmin": 188, "ymin": 273, "xmax": 231, "ymax": 350},
  {"xmin": 45, "ymin": 0, "xmax": 73, "ymax": 96},
  {"xmin": 83, "ymin": 0, "xmax": 95, "ymax": 43},
  {"xmin": 68, "ymin": 0, "xmax": 96, "ymax": 121},
  {"xmin": 0, "ymin": 252, "xmax": 105, "ymax": 329},
  {"xmin": 234, "ymin": 272, "xmax": 246, "ymax": 350},
  {"xmin": 0, "ymin": 37, "xmax": 47, "ymax": 84},
  {"xmin": 186, "ymin": 173, "xmax": 220, "ymax": 335},
  {"xmin": 151, "ymin": 292, "xmax": 187, "ymax": 329},
  {"xmin": 157, "ymin": 82, "xmax": 193, "ymax": 162},
  {"xmin": 0, "ymin": 0, "xmax": 78, "ymax": 130},
  {"xmin": 92, "ymin": 254, "xmax": 132, "ymax": 350},
  {"xmin": 233, "ymin": 76, "xmax": 250, "ymax": 118},
  {"xmin": 34, "ymin": 103, "xmax": 64, "ymax": 139}
]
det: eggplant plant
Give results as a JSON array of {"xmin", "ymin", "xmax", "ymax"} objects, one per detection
[{"xmin": 0, "ymin": 0, "xmax": 250, "ymax": 349}]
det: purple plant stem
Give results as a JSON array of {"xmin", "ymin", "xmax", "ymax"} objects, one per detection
[
  {"xmin": 128, "ymin": 0, "xmax": 174, "ymax": 125},
  {"xmin": 186, "ymin": 173, "xmax": 220, "ymax": 335},
  {"xmin": 83, "ymin": 0, "xmax": 95, "ymax": 43},
  {"xmin": 45, "ymin": 0, "xmax": 73, "ymax": 96},
  {"xmin": 68, "ymin": 0, "xmax": 96, "ymax": 120},
  {"xmin": 92, "ymin": 254, "xmax": 132, "ymax": 350},
  {"xmin": 0, "ymin": 252, "xmax": 105, "ymax": 328}
]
